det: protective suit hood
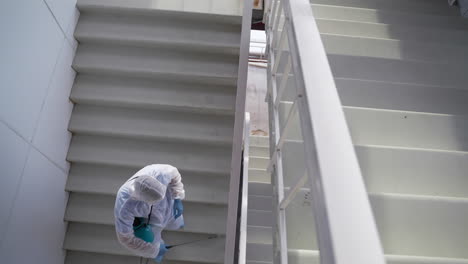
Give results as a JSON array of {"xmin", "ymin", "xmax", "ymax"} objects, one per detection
[{"xmin": 130, "ymin": 175, "xmax": 167, "ymax": 204}]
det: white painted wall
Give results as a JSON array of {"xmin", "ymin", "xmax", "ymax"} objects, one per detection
[{"xmin": 0, "ymin": 0, "xmax": 79, "ymax": 263}]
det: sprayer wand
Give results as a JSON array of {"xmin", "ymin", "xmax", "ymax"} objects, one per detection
[{"xmin": 166, "ymin": 235, "xmax": 219, "ymax": 249}]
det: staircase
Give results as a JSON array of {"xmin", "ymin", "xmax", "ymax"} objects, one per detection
[
  {"xmin": 246, "ymin": 136, "xmax": 274, "ymax": 264},
  {"xmin": 63, "ymin": 1, "xmax": 242, "ymax": 263},
  {"xmin": 284, "ymin": 0, "xmax": 468, "ymax": 263}
]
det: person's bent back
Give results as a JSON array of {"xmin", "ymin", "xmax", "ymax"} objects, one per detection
[{"xmin": 114, "ymin": 164, "xmax": 185, "ymax": 261}]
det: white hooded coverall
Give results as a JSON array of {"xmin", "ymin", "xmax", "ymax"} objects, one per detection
[{"xmin": 114, "ymin": 164, "xmax": 185, "ymax": 258}]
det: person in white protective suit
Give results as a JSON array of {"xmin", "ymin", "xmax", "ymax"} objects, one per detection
[{"xmin": 114, "ymin": 164, "xmax": 185, "ymax": 262}]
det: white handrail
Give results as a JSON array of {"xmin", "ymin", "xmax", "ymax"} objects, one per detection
[
  {"xmin": 238, "ymin": 113, "xmax": 251, "ymax": 264},
  {"xmin": 265, "ymin": 0, "xmax": 386, "ymax": 263},
  {"xmin": 224, "ymin": 0, "xmax": 254, "ymax": 263}
]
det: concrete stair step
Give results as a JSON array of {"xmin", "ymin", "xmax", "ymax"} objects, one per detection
[
  {"xmin": 345, "ymin": 106, "xmax": 468, "ymax": 152},
  {"xmin": 73, "ymin": 42, "xmax": 238, "ymax": 85},
  {"xmin": 64, "ymin": 222, "xmax": 225, "ymax": 263},
  {"xmin": 247, "ymin": 209, "xmax": 273, "ymax": 227},
  {"xmin": 288, "ymin": 250, "xmax": 320, "ymax": 264},
  {"xmin": 311, "ymin": 4, "xmax": 468, "ymax": 29},
  {"xmin": 369, "ymin": 193, "xmax": 468, "ymax": 259},
  {"xmin": 77, "ymin": 0, "xmax": 244, "ymax": 19},
  {"xmin": 67, "ymin": 135, "xmax": 231, "ymax": 176},
  {"xmin": 247, "ymin": 226, "xmax": 272, "ymax": 244},
  {"xmin": 66, "ymin": 251, "xmax": 212, "ymax": 264},
  {"xmin": 310, "ymin": 0, "xmax": 459, "ymax": 16},
  {"xmin": 75, "ymin": 9, "xmax": 240, "ymax": 54},
  {"xmin": 248, "ymin": 195, "xmax": 273, "ymax": 211},
  {"xmin": 327, "ymin": 54, "xmax": 468, "ymax": 89},
  {"xmin": 69, "ymin": 104, "xmax": 234, "ymax": 145},
  {"xmin": 356, "ymin": 145, "xmax": 468, "ymax": 198},
  {"xmin": 70, "ymin": 74, "xmax": 236, "ymax": 115},
  {"xmin": 321, "ymin": 33, "xmax": 468, "ymax": 64},
  {"xmin": 286, "ymin": 249, "xmax": 468, "ymax": 264},
  {"xmin": 249, "ymin": 182, "xmax": 273, "ymax": 197},
  {"xmin": 246, "ymin": 243, "xmax": 273, "ymax": 262},
  {"xmin": 249, "ymin": 135, "xmax": 270, "ymax": 147},
  {"xmin": 65, "ymin": 192, "xmax": 226, "ymax": 234},
  {"xmin": 316, "ymin": 19, "xmax": 468, "ymax": 46},
  {"xmin": 248, "ymin": 169, "xmax": 271, "ymax": 184},
  {"xmin": 336, "ymin": 78, "xmax": 468, "ymax": 116},
  {"xmin": 246, "ymin": 261, "xmax": 273, "ymax": 264},
  {"xmin": 249, "ymin": 145, "xmax": 269, "ymax": 158},
  {"xmin": 250, "ymin": 156, "xmax": 269, "ymax": 170},
  {"xmin": 66, "ymin": 163, "xmax": 229, "ymax": 204}
]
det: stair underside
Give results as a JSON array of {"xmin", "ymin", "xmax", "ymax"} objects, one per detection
[{"xmin": 64, "ymin": 1, "xmax": 241, "ymax": 264}]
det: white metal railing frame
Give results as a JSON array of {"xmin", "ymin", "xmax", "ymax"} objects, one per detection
[
  {"xmin": 224, "ymin": 0, "xmax": 254, "ymax": 263},
  {"xmin": 238, "ymin": 112, "xmax": 251, "ymax": 264},
  {"xmin": 264, "ymin": 0, "xmax": 386, "ymax": 264}
]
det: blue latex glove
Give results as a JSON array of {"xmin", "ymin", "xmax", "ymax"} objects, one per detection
[
  {"xmin": 155, "ymin": 243, "xmax": 169, "ymax": 263},
  {"xmin": 173, "ymin": 199, "xmax": 183, "ymax": 219}
]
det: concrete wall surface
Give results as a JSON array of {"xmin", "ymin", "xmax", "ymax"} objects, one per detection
[{"xmin": 0, "ymin": 0, "xmax": 79, "ymax": 263}]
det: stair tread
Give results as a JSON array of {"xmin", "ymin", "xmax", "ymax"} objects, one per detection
[
  {"xmin": 286, "ymin": 249, "xmax": 468, "ymax": 264},
  {"xmin": 249, "ymin": 156, "xmax": 269, "ymax": 170},
  {"xmin": 64, "ymin": 222, "xmax": 225, "ymax": 263},
  {"xmin": 249, "ymin": 135, "xmax": 270, "ymax": 147},
  {"xmin": 356, "ymin": 144, "xmax": 468, "ymax": 198},
  {"xmin": 73, "ymin": 43, "xmax": 238, "ymax": 84},
  {"xmin": 321, "ymin": 33, "xmax": 468, "ymax": 64},
  {"xmin": 69, "ymin": 104, "xmax": 234, "ymax": 145},
  {"xmin": 311, "ymin": 0, "xmax": 460, "ymax": 16},
  {"xmin": 312, "ymin": 4, "xmax": 468, "ymax": 29},
  {"xmin": 67, "ymin": 135, "xmax": 231, "ymax": 175},
  {"xmin": 77, "ymin": 0, "xmax": 243, "ymax": 18},
  {"xmin": 345, "ymin": 106, "xmax": 468, "ymax": 152},
  {"xmin": 316, "ymin": 19, "xmax": 468, "ymax": 46},
  {"xmin": 327, "ymin": 54, "xmax": 468, "ymax": 89},
  {"xmin": 248, "ymin": 168, "xmax": 271, "ymax": 184},
  {"xmin": 249, "ymin": 145, "xmax": 270, "ymax": 158},
  {"xmin": 70, "ymin": 74, "xmax": 236, "ymax": 114},
  {"xmin": 246, "ymin": 243, "xmax": 273, "ymax": 262},
  {"xmin": 66, "ymin": 163, "xmax": 229, "ymax": 204},
  {"xmin": 65, "ymin": 192, "xmax": 226, "ymax": 234},
  {"xmin": 368, "ymin": 193, "xmax": 468, "ymax": 259},
  {"xmin": 248, "ymin": 195, "xmax": 273, "ymax": 211},
  {"xmin": 336, "ymin": 78, "xmax": 468, "ymax": 116},
  {"xmin": 247, "ymin": 209, "xmax": 273, "ymax": 227},
  {"xmin": 247, "ymin": 226, "xmax": 272, "ymax": 244},
  {"xmin": 249, "ymin": 182, "xmax": 273, "ymax": 197},
  {"xmin": 75, "ymin": 10, "xmax": 240, "ymax": 53},
  {"xmin": 66, "ymin": 251, "xmax": 214, "ymax": 264}
]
